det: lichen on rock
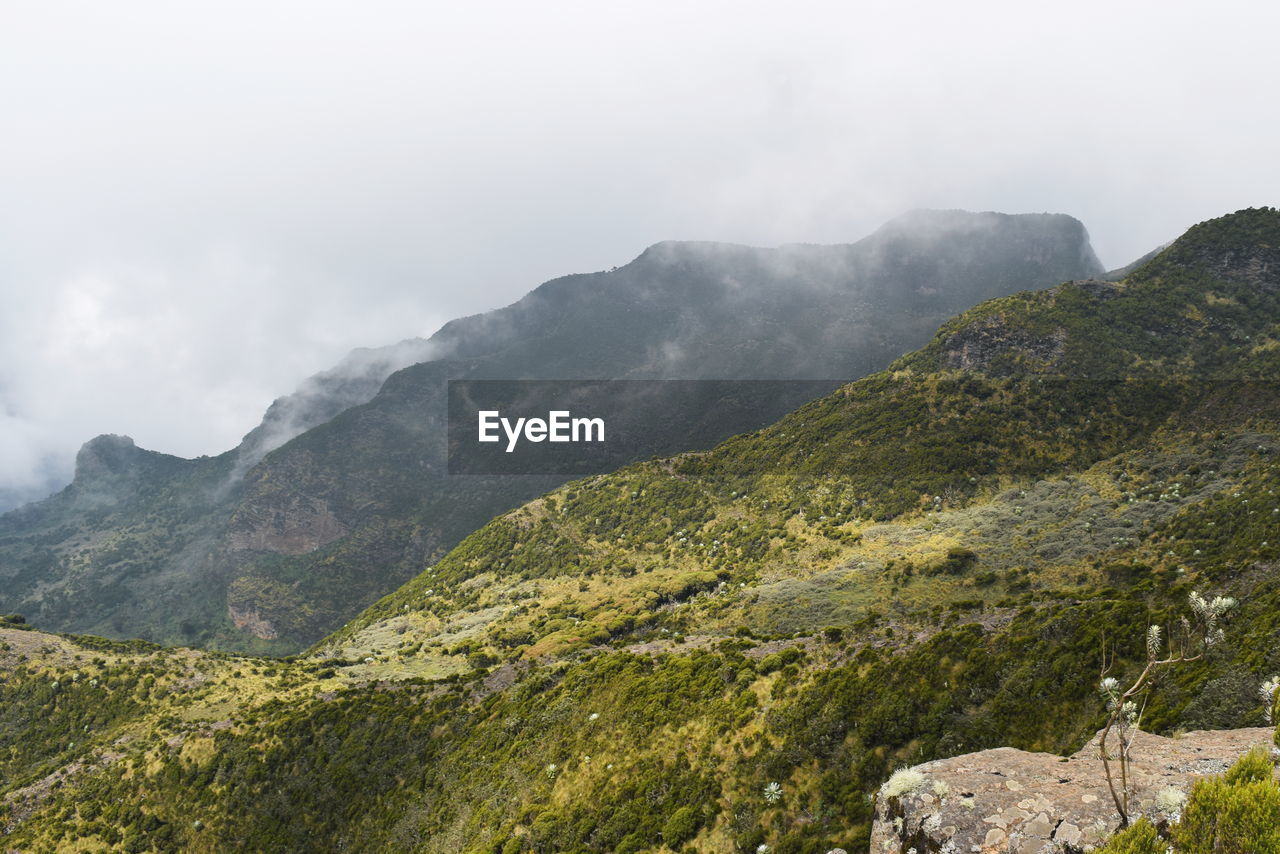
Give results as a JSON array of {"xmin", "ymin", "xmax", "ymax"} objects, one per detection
[{"xmin": 869, "ymin": 726, "xmax": 1273, "ymax": 853}]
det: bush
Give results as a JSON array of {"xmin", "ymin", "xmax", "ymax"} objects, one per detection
[
  {"xmin": 1174, "ymin": 758, "xmax": 1280, "ymax": 854},
  {"xmin": 1224, "ymin": 746, "xmax": 1274, "ymax": 786},
  {"xmin": 661, "ymin": 806, "xmax": 701, "ymax": 846},
  {"xmin": 1096, "ymin": 819, "xmax": 1163, "ymax": 854},
  {"xmin": 1100, "ymin": 748, "xmax": 1280, "ymax": 854},
  {"xmin": 882, "ymin": 768, "xmax": 925, "ymax": 799}
]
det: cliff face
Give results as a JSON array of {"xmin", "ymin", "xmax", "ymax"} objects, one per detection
[{"xmin": 868, "ymin": 727, "xmax": 1274, "ymax": 854}]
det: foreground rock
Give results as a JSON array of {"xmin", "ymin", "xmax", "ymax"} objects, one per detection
[{"xmin": 870, "ymin": 726, "xmax": 1274, "ymax": 853}]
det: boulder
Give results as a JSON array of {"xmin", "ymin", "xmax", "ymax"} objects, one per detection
[{"xmin": 869, "ymin": 726, "xmax": 1274, "ymax": 853}]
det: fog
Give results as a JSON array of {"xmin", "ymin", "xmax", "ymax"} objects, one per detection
[{"xmin": 2, "ymin": 0, "xmax": 1278, "ymax": 504}]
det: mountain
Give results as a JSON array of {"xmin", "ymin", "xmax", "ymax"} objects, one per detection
[
  {"xmin": 0, "ymin": 339, "xmax": 438, "ymax": 518},
  {"xmin": 1105, "ymin": 242, "xmax": 1170, "ymax": 281},
  {"xmin": 0, "ymin": 210, "xmax": 1104, "ymax": 653},
  {"xmin": 1, "ymin": 207, "xmax": 1277, "ymax": 853},
  {"xmin": 235, "ymin": 337, "xmax": 440, "ymax": 472}
]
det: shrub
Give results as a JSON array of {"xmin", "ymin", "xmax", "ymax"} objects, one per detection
[
  {"xmin": 1173, "ymin": 753, "xmax": 1280, "ymax": 854},
  {"xmin": 1095, "ymin": 748, "xmax": 1280, "ymax": 853},
  {"xmin": 1224, "ymin": 746, "xmax": 1274, "ymax": 786},
  {"xmin": 1096, "ymin": 818, "xmax": 1163, "ymax": 854},
  {"xmin": 661, "ymin": 806, "xmax": 701, "ymax": 846},
  {"xmin": 1155, "ymin": 786, "xmax": 1187, "ymax": 817}
]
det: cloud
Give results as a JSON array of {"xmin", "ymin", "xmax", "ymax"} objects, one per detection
[
  {"xmin": 2, "ymin": 0, "xmax": 1279, "ymax": 502},
  {"xmin": 0, "ymin": 247, "xmax": 448, "ymax": 505}
]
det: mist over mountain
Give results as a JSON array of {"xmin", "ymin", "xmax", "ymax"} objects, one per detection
[
  {"xmin": 0, "ymin": 472, "xmax": 67, "ymax": 518},
  {"xmin": 0, "ymin": 209, "xmax": 1102, "ymax": 652},
  {"xmin": 1105, "ymin": 242, "xmax": 1172, "ymax": 281},
  {"xmin": 234, "ymin": 337, "xmax": 440, "ymax": 472},
  {"xmin": 2, "ymin": 208, "xmax": 1278, "ymax": 853},
  {"xmin": 0, "ymin": 340, "xmax": 443, "ymax": 516}
]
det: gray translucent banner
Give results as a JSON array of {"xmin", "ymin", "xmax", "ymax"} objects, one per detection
[{"xmin": 447, "ymin": 379, "xmax": 844, "ymax": 475}]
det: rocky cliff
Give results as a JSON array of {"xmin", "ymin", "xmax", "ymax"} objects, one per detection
[{"xmin": 869, "ymin": 727, "xmax": 1275, "ymax": 853}]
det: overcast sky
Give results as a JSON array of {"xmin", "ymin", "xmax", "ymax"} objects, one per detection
[{"xmin": 2, "ymin": 0, "xmax": 1278, "ymax": 499}]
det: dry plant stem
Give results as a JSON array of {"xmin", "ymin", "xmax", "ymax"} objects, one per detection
[{"xmin": 1099, "ymin": 649, "xmax": 1202, "ymax": 826}]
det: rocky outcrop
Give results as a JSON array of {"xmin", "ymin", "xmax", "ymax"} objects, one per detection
[
  {"xmin": 1189, "ymin": 243, "xmax": 1280, "ymax": 293},
  {"xmin": 227, "ymin": 603, "xmax": 279, "ymax": 640},
  {"xmin": 225, "ymin": 495, "xmax": 347, "ymax": 555},
  {"xmin": 937, "ymin": 280, "xmax": 1125, "ymax": 375},
  {"xmin": 869, "ymin": 726, "xmax": 1274, "ymax": 854},
  {"xmin": 71, "ymin": 434, "xmax": 139, "ymax": 482},
  {"xmin": 940, "ymin": 316, "xmax": 1068, "ymax": 374},
  {"xmin": 65, "ymin": 433, "xmax": 184, "ymax": 508}
]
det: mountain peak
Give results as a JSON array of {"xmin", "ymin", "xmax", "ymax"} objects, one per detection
[
  {"xmin": 626, "ymin": 239, "xmax": 761, "ymax": 271},
  {"xmin": 1170, "ymin": 206, "xmax": 1280, "ymax": 250},
  {"xmin": 869, "ymin": 209, "xmax": 1103, "ymax": 281},
  {"xmin": 872, "ymin": 209, "xmax": 1092, "ymax": 243},
  {"xmin": 1138, "ymin": 206, "xmax": 1280, "ymax": 291},
  {"xmin": 879, "ymin": 207, "xmax": 1083, "ymax": 229},
  {"xmin": 901, "ymin": 206, "xmax": 1280, "ymax": 379},
  {"xmin": 73, "ymin": 434, "xmax": 139, "ymax": 482}
]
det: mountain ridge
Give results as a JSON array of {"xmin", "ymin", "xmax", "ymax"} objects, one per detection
[
  {"xmin": 0, "ymin": 209, "xmax": 1106, "ymax": 652},
  {"xmin": 1, "ymin": 208, "xmax": 1279, "ymax": 853}
]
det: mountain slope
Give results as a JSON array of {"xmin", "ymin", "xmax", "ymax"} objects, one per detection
[
  {"xmin": 333, "ymin": 208, "xmax": 1280, "ymax": 655},
  {"xmin": 1, "ymin": 207, "xmax": 1277, "ymax": 853},
  {"xmin": 235, "ymin": 336, "xmax": 440, "ymax": 471},
  {"xmin": 0, "ymin": 210, "xmax": 1104, "ymax": 652}
]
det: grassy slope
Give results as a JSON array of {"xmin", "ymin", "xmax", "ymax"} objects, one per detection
[{"xmin": 3, "ymin": 208, "xmax": 1280, "ymax": 853}]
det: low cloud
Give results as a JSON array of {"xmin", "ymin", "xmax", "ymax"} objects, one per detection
[{"xmin": 2, "ymin": 0, "xmax": 1278, "ymax": 504}]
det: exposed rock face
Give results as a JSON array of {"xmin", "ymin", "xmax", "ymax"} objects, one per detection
[
  {"xmin": 941, "ymin": 316, "xmax": 1068, "ymax": 373},
  {"xmin": 225, "ymin": 495, "xmax": 347, "ymax": 555},
  {"xmin": 937, "ymin": 280, "xmax": 1121, "ymax": 375},
  {"xmin": 71, "ymin": 434, "xmax": 139, "ymax": 482},
  {"xmin": 869, "ymin": 727, "xmax": 1274, "ymax": 854},
  {"xmin": 227, "ymin": 604, "xmax": 279, "ymax": 640},
  {"xmin": 1190, "ymin": 244, "xmax": 1280, "ymax": 292}
]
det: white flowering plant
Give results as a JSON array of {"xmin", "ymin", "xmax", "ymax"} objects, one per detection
[
  {"xmin": 882, "ymin": 767, "xmax": 926, "ymax": 799},
  {"xmin": 1260, "ymin": 676, "xmax": 1280, "ymax": 724},
  {"xmin": 1097, "ymin": 590, "xmax": 1236, "ymax": 828}
]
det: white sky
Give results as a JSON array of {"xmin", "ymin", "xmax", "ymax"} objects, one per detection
[{"xmin": 2, "ymin": 0, "xmax": 1278, "ymax": 495}]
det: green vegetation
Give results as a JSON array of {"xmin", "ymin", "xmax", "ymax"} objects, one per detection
[
  {"xmin": 0, "ymin": 211, "xmax": 1106, "ymax": 653},
  {"xmin": 1097, "ymin": 748, "xmax": 1280, "ymax": 854},
  {"xmin": 3, "ymin": 208, "xmax": 1280, "ymax": 851},
  {"xmin": 1098, "ymin": 819, "xmax": 1165, "ymax": 854},
  {"xmin": 0, "ymin": 598, "xmax": 1174, "ymax": 852}
]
